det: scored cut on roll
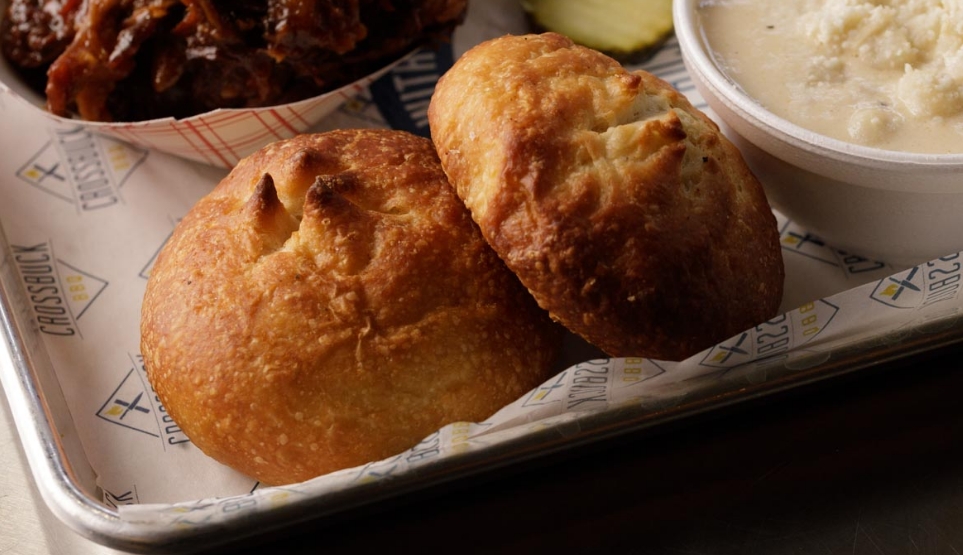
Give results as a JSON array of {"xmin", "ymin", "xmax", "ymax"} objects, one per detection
[
  {"xmin": 140, "ymin": 129, "xmax": 563, "ymax": 485},
  {"xmin": 427, "ymin": 33, "xmax": 785, "ymax": 361}
]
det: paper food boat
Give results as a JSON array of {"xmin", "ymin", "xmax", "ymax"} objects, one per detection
[{"xmin": 0, "ymin": 27, "xmax": 406, "ymax": 169}]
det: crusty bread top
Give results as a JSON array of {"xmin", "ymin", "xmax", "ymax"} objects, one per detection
[
  {"xmin": 428, "ymin": 33, "xmax": 784, "ymax": 360},
  {"xmin": 140, "ymin": 129, "xmax": 562, "ymax": 485}
]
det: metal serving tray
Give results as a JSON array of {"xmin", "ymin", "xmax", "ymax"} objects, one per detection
[
  {"xmin": 3, "ymin": 11, "xmax": 963, "ymax": 552},
  {"xmin": 4, "ymin": 212, "xmax": 963, "ymax": 553}
]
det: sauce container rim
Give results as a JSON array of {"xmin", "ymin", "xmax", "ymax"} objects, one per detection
[{"xmin": 673, "ymin": 0, "xmax": 963, "ymax": 170}]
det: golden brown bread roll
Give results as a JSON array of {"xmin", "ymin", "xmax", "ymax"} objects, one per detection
[
  {"xmin": 428, "ymin": 33, "xmax": 784, "ymax": 361},
  {"xmin": 140, "ymin": 129, "xmax": 562, "ymax": 485}
]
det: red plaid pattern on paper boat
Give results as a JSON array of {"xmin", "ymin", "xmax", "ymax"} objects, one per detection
[{"xmin": 0, "ymin": 55, "xmax": 401, "ymax": 169}]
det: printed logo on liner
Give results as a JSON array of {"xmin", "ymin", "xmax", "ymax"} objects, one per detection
[
  {"xmin": 169, "ymin": 495, "xmax": 265, "ymax": 528},
  {"xmin": 871, "ymin": 253, "xmax": 961, "ymax": 309},
  {"xmin": 779, "ymin": 219, "xmax": 888, "ymax": 275},
  {"xmin": 871, "ymin": 266, "xmax": 925, "ymax": 308},
  {"xmin": 16, "ymin": 126, "xmax": 147, "ymax": 211},
  {"xmin": 780, "ymin": 224, "xmax": 837, "ymax": 266},
  {"xmin": 522, "ymin": 371, "xmax": 569, "ymax": 407},
  {"xmin": 699, "ymin": 299, "xmax": 840, "ymax": 372},
  {"xmin": 616, "ymin": 357, "xmax": 667, "ymax": 388},
  {"xmin": 96, "ymin": 354, "xmax": 189, "ymax": 447},
  {"xmin": 565, "ymin": 360, "xmax": 611, "ymax": 410},
  {"xmin": 701, "ymin": 332, "xmax": 753, "ymax": 368},
  {"xmin": 352, "ymin": 454, "xmax": 405, "ymax": 485},
  {"xmin": 370, "ymin": 45, "xmax": 454, "ymax": 137},
  {"xmin": 523, "ymin": 359, "xmax": 667, "ymax": 408},
  {"xmin": 11, "ymin": 241, "xmax": 107, "ymax": 337},
  {"xmin": 104, "ymin": 487, "xmax": 139, "ymax": 509},
  {"xmin": 836, "ymin": 251, "xmax": 889, "ymax": 275},
  {"xmin": 527, "ymin": 361, "xmax": 613, "ymax": 410},
  {"xmin": 447, "ymin": 420, "xmax": 475, "ymax": 455},
  {"xmin": 405, "ymin": 431, "xmax": 442, "ymax": 465}
]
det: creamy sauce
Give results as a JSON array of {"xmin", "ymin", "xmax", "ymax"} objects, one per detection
[{"xmin": 699, "ymin": 0, "xmax": 963, "ymax": 154}]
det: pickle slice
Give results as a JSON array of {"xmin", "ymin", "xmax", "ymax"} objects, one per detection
[{"xmin": 522, "ymin": 0, "xmax": 674, "ymax": 64}]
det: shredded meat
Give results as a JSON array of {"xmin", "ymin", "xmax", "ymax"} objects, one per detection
[
  {"xmin": 1, "ymin": 0, "xmax": 81, "ymax": 67},
  {"xmin": 1, "ymin": 0, "xmax": 466, "ymax": 121}
]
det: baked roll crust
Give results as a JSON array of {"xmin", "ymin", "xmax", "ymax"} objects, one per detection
[
  {"xmin": 140, "ymin": 129, "xmax": 562, "ymax": 485},
  {"xmin": 428, "ymin": 33, "xmax": 784, "ymax": 360}
]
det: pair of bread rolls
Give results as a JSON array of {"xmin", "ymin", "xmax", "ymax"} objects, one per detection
[
  {"xmin": 141, "ymin": 33, "xmax": 783, "ymax": 485},
  {"xmin": 429, "ymin": 32, "xmax": 784, "ymax": 360}
]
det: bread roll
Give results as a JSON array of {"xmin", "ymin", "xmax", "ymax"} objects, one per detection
[
  {"xmin": 140, "ymin": 129, "xmax": 562, "ymax": 485},
  {"xmin": 428, "ymin": 33, "xmax": 784, "ymax": 360}
]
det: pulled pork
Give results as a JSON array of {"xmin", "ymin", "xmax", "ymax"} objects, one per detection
[{"xmin": 1, "ymin": 0, "xmax": 466, "ymax": 121}]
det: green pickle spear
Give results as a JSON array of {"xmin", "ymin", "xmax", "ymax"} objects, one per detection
[{"xmin": 522, "ymin": 0, "xmax": 674, "ymax": 63}]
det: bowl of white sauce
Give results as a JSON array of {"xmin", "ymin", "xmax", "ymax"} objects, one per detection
[{"xmin": 675, "ymin": 0, "xmax": 963, "ymax": 266}]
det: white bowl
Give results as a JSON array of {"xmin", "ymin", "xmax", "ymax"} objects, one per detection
[{"xmin": 673, "ymin": 0, "xmax": 963, "ymax": 267}]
